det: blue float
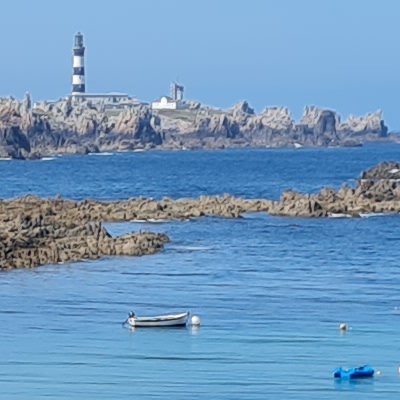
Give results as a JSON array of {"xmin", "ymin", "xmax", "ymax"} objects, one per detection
[{"xmin": 334, "ymin": 365, "xmax": 374, "ymax": 379}]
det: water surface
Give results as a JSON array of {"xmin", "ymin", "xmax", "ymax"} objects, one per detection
[{"xmin": 1, "ymin": 144, "xmax": 400, "ymax": 399}]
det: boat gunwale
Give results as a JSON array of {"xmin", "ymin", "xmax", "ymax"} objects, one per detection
[{"xmin": 131, "ymin": 311, "xmax": 190, "ymax": 323}]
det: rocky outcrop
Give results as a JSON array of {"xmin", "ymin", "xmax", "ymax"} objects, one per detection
[
  {"xmin": 339, "ymin": 110, "xmax": 388, "ymax": 137},
  {"xmin": 0, "ymin": 95, "xmax": 392, "ymax": 158},
  {"xmin": 0, "ymin": 194, "xmax": 274, "ymax": 270},
  {"xmin": 0, "ymin": 196, "xmax": 169, "ymax": 270},
  {"xmin": 0, "ymin": 126, "xmax": 31, "ymax": 159},
  {"xmin": 269, "ymin": 161, "xmax": 400, "ymax": 217},
  {"xmin": 0, "ymin": 94, "xmax": 32, "ymax": 159},
  {"xmin": 0, "ymin": 95, "xmax": 162, "ymax": 158},
  {"xmin": 1, "ymin": 161, "xmax": 400, "ymax": 269},
  {"xmin": 161, "ymin": 104, "xmax": 389, "ymax": 149}
]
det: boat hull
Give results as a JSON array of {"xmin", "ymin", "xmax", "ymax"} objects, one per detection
[{"xmin": 127, "ymin": 312, "xmax": 189, "ymax": 327}]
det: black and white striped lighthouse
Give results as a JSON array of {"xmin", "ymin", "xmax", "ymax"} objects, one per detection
[{"xmin": 72, "ymin": 32, "xmax": 85, "ymax": 95}]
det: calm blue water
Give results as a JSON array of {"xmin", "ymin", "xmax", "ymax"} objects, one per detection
[{"xmin": 1, "ymin": 144, "xmax": 400, "ymax": 399}]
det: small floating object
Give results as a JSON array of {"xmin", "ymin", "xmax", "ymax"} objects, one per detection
[
  {"xmin": 191, "ymin": 315, "xmax": 201, "ymax": 326},
  {"xmin": 339, "ymin": 323, "xmax": 348, "ymax": 331},
  {"xmin": 334, "ymin": 365, "xmax": 374, "ymax": 379},
  {"xmin": 124, "ymin": 311, "xmax": 190, "ymax": 328}
]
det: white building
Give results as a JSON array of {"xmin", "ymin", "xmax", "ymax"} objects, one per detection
[
  {"xmin": 71, "ymin": 92, "xmax": 130, "ymax": 104},
  {"xmin": 151, "ymin": 82, "xmax": 187, "ymax": 110},
  {"xmin": 151, "ymin": 96, "xmax": 184, "ymax": 110}
]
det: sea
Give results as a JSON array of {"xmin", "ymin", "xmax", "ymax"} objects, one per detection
[{"xmin": 1, "ymin": 144, "xmax": 400, "ymax": 399}]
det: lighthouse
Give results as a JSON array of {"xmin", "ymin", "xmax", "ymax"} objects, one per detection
[
  {"xmin": 72, "ymin": 32, "xmax": 85, "ymax": 95},
  {"xmin": 69, "ymin": 32, "xmax": 132, "ymax": 105}
]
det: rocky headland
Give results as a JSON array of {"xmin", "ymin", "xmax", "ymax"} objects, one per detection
[
  {"xmin": 0, "ymin": 94, "xmax": 392, "ymax": 159},
  {"xmin": 1, "ymin": 161, "xmax": 399, "ymax": 270}
]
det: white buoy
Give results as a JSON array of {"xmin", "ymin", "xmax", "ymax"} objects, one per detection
[
  {"xmin": 191, "ymin": 315, "xmax": 201, "ymax": 326},
  {"xmin": 339, "ymin": 323, "xmax": 348, "ymax": 331}
]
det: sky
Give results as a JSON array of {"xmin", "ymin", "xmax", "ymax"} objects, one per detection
[{"xmin": 0, "ymin": 0, "xmax": 399, "ymax": 129}]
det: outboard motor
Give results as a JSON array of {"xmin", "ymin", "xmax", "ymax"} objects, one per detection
[{"xmin": 123, "ymin": 311, "xmax": 135, "ymax": 326}]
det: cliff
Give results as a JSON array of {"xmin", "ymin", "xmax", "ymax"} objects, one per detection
[
  {"xmin": 161, "ymin": 103, "xmax": 388, "ymax": 149},
  {"xmin": 0, "ymin": 94, "xmax": 391, "ymax": 159}
]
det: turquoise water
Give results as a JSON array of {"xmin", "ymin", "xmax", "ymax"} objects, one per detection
[{"xmin": 1, "ymin": 145, "xmax": 400, "ymax": 399}]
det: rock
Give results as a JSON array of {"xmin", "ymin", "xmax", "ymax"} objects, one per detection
[
  {"xmin": 268, "ymin": 161, "xmax": 400, "ymax": 217},
  {"xmin": 1, "ymin": 162, "xmax": 399, "ymax": 271},
  {"xmin": 360, "ymin": 161, "xmax": 400, "ymax": 180},
  {"xmin": 314, "ymin": 110, "xmax": 338, "ymax": 143},
  {"xmin": 0, "ymin": 198, "xmax": 169, "ymax": 270},
  {"xmin": 230, "ymin": 101, "xmax": 255, "ymax": 116},
  {"xmin": 0, "ymin": 194, "xmax": 274, "ymax": 270},
  {"xmin": 0, "ymin": 95, "xmax": 392, "ymax": 158},
  {"xmin": 0, "ymin": 126, "xmax": 31, "ymax": 159},
  {"xmin": 339, "ymin": 110, "xmax": 388, "ymax": 137}
]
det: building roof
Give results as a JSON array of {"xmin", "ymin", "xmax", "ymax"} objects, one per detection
[
  {"xmin": 153, "ymin": 96, "xmax": 177, "ymax": 103},
  {"xmin": 72, "ymin": 92, "xmax": 130, "ymax": 98}
]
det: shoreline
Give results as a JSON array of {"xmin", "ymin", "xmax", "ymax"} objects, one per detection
[{"xmin": 1, "ymin": 140, "xmax": 398, "ymax": 162}]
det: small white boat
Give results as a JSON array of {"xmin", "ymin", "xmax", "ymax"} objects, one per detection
[{"xmin": 125, "ymin": 311, "xmax": 190, "ymax": 327}]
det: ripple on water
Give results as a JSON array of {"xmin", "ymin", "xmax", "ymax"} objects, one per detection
[{"xmin": 2, "ymin": 147, "xmax": 400, "ymax": 399}]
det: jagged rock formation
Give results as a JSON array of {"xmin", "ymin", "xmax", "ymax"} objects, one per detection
[
  {"xmin": 0, "ymin": 94, "xmax": 32, "ymax": 159},
  {"xmin": 28, "ymin": 98, "xmax": 162, "ymax": 155},
  {"xmin": 0, "ymin": 95, "xmax": 392, "ymax": 159},
  {"xmin": 0, "ymin": 96, "xmax": 162, "ymax": 158},
  {"xmin": 0, "ymin": 194, "xmax": 272, "ymax": 270},
  {"xmin": 0, "ymin": 196, "xmax": 169, "ymax": 270},
  {"xmin": 270, "ymin": 161, "xmax": 400, "ymax": 217},
  {"xmin": 162, "ymin": 102, "xmax": 389, "ymax": 149},
  {"xmin": 1, "ymin": 161, "xmax": 399, "ymax": 269}
]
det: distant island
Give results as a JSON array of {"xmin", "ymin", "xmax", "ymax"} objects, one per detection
[{"xmin": 0, "ymin": 93, "xmax": 393, "ymax": 160}]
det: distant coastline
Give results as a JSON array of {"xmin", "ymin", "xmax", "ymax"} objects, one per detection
[{"xmin": 0, "ymin": 93, "xmax": 394, "ymax": 160}]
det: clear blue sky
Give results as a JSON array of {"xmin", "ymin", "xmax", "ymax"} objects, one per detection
[{"xmin": 1, "ymin": 0, "xmax": 399, "ymax": 128}]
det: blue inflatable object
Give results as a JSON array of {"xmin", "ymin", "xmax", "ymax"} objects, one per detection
[{"xmin": 334, "ymin": 365, "xmax": 374, "ymax": 379}]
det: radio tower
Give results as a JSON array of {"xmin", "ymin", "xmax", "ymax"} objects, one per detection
[{"xmin": 72, "ymin": 32, "xmax": 85, "ymax": 95}]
